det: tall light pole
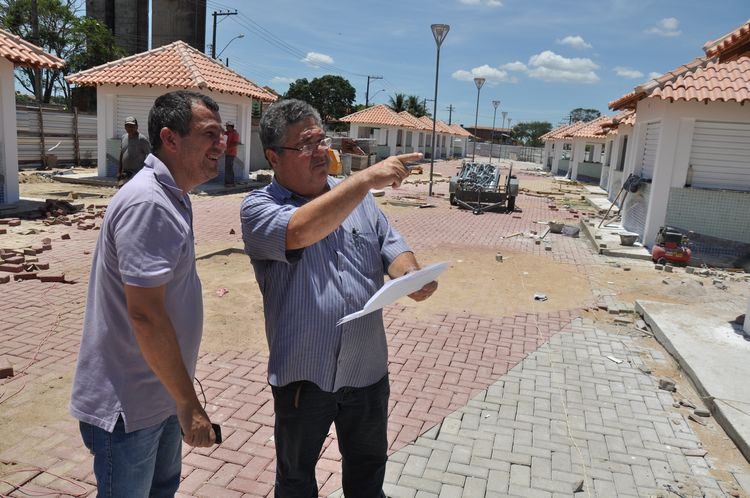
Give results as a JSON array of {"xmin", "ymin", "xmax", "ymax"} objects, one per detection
[
  {"xmin": 471, "ymin": 77, "xmax": 486, "ymax": 162},
  {"xmin": 489, "ymin": 100, "xmax": 500, "ymax": 164},
  {"xmin": 506, "ymin": 118, "xmax": 512, "ymax": 149},
  {"xmin": 216, "ymin": 33, "xmax": 245, "ymax": 58},
  {"xmin": 500, "ymin": 111, "xmax": 507, "ymax": 145},
  {"xmin": 428, "ymin": 24, "xmax": 449, "ymax": 197}
]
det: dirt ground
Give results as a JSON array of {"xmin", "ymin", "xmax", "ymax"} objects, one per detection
[{"xmin": 6, "ymin": 164, "xmax": 750, "ymax": 495}]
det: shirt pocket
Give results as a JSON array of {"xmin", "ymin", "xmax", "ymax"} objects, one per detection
[{"xmin": 346, "ymin": 230, "xmax": 382, "ymax": 274}]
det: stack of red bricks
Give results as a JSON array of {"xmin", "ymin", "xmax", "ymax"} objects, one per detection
[{"xmin": 0, "ymin": 238, "xmax": 64, "ymax": 283}]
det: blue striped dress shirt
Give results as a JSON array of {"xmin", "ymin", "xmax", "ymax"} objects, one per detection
[{"xmin": 240, "ymin": 177, "xmax": 411, "ymax": 392}]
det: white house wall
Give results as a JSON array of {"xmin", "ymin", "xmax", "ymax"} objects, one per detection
[
  {"xmin": 0, "ymin": 58, "xmax": 19, "ymax": 205},
  {"xmin": 631, "ymin": 97, "xmax": 750, "ymax": 246},
  {"xmin": 96, "ymin": 84, "xmax": 253, "ymax": 180}
]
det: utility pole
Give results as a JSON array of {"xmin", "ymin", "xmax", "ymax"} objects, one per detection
[
  {"xmin": 423, "ymin": 98, "xmax": 434, "ymax": 116},
  {"xmin": 445, "ymin": 105, "xmax": 455, "ymax": 125},
  {"xmin": 211, "ymin": 10, "xmax": 238, "ymax": 58},
  {"xmin": 31, "ymin": 0, "xmax": 42, "ymax": 103},
  {"xmin": 364, "ymin": 75, "xmax": 382, "ymax": 107}
]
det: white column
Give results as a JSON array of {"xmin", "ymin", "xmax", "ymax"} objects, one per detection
[
  {"xmin": 552, "ymin": 140, "xmax": 564, "ymax": 174},
  {"xmin": 410, "ymin": 130, "xmax": 418, "ymax": 151},
  {"xmin": 543, "ymin": 141, "xmax": 552, "ymax": 169},
  {"xmin": 571, "ymin": 140, "xmax": 586, "ymax": 180},
  {"xmin": 0, "ymin": 59, "xmax": 19, "ymax": 204},
  {"xmin": 745, "ymin": 299, "xmax": 750, "ymax": 335},
  {"xmin": 349, "ymin": 123, "xmax": 358, "ymax": 139},
  {"xmin": 643, "ymin": 115, "xmax": 679, "ymax": 246},
  {"xmin": 240, "ymin": 101, "xmax": 251, "ymax": 180},
  {"xmin": 606, "ymin": 135, "xmax": 622, "ymax": 196},
  {"xmin": 387, "ymin": 128, "xmax": 397, "ymax": 156},
  {"xmin": 96, "ymin": 88, "xmax": 109, "ymax": 177},
  {"xmin": 593, "ymin": 143, "xmax": 603, "ymax": 162}
]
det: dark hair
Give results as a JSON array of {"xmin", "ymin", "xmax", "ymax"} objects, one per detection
[
  {"xmin": 148, "ymin": 90, "xmax": 219, "ymax": 152},
  {"xmin": 259, "ymin": 99, "xmax": 322, "ymax": 151}
]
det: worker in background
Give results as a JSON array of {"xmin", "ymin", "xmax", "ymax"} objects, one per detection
[
  {"xmin": 224, "ymin": 120, "xmax": 240, "ymax": 187},
  {"xmin": 240, "ymin": 99, "xmax": 438, "ymax": 496},
  {"xmin": 117, "ymin": 116, "xmax": 151, "ymax": 186}
]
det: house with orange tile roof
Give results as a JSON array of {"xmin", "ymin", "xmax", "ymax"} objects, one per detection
[
  {"xmin": 0, "ymin": 28, "xmax": 65, "ymax": 206},
  {"xmin": 608, "ymin": 18, "xmax": 750, "ymax": 250},
  {"xmin": 600, "ymin": 110, "xmax": 636, "ymax": 198},
  {"xmin": 339, "ymin": 105, "xmax": 467, "ymax": 161},
  {"xmin": 339, "ymin": 105, "xmax": 418, "ymax": 160},
  {"xmin": 66, "ymin": 41, "xmax": 276, "ymax": 182},
  {"xmin": 541, "ymin": 121, "xmax": 587, "ymax": 175},
  {"xmin": 565, "ymin": 116, "xmax": 612, "ymax": 182}
]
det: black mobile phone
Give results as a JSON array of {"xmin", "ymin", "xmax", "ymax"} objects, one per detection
[
  {"xmin": 180, "ymin": 424, "xmax": 222, "ymax": 444},
  {"xmin": 212, "ymin": 423, "xmax": 222, "ymax": 444}
]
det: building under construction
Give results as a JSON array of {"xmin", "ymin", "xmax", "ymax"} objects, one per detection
[{"xmin": 86, "ymin": 0, "xmax": 206, "ymax": 54}]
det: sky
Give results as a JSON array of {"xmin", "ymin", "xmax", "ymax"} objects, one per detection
[{"xmin": 204, "ymin": 1, "xmax": 746, "ymax": 128}]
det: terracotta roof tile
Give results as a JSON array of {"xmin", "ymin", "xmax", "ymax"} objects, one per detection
[
  {"xmin": 704, "ymin": 18, "xmax": 750, "ymax": 58},
  {"xmin": 0, "ymin": 27, "xmax": 64, "ymax": 69},
  {"xmin": 339, "ymin": 104, "xmax": 413, "ymax": 127},
  {"xmin": 448, "ymin": 124, "xmax": 473, "ymax": 137},
  {"xmin": 542, "ymin": 121, "xmax": 588, "ymax": 141},
  {"xmin": 610, "ymin": 54, "xmax": 750, "ymax": 110},
  {"xmin": 418, "ymin": 116, "xmax": 453, "ymax": 134},
  {"xmin": 398, "ymin": 111, "xmax": 431, "ymax": 130},
  {"xmin": 66, "ymin": 41, "xmax": 276, "ymax": 102},
  {"xmin": 569, "ymin": 116, "xmax": 612, "ymax": 139}
]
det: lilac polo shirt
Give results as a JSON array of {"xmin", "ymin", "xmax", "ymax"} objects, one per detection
[{"xmin": 70, "ymin": 154, "xmax": 203, "ymax": 433}]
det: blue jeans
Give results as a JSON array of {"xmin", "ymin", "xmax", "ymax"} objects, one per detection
[
  {"xmin": 79, "ymin": 415, "xmax": 182, "ymax": 498},
  {"xmin": 272, "ymin": 375, "xmax": 389, "ymax": 498}
]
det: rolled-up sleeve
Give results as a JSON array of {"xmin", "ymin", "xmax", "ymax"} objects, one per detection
[
  {"xmin": 375, "ymin": 206, "xmax": 411, "ymax": 268},
  {"xmin": 240, "ymin": 191, "xmax": 298, "ymax": 262}
]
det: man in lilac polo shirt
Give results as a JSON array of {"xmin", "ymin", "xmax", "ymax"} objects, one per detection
[
  {"xmin": 70, "ymin": 90, "xmax": 226, "ymax": 497},
  {"xmin": 241, "ymin": 99, "xmax": 438, "ymax": 496}
]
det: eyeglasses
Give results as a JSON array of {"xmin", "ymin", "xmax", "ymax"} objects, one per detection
[{"xmin": 277, "ymin": 137, "xmax": 332, "ymax": 156}]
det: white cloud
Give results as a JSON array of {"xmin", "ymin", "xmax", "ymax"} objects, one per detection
[
  {"xmin": 648, "ymin": 71, "xmax": 662, "ymax": 79},
  {"xmin": 646, "ymin": 17, "xmax": 681, "ymax": 37},
  {"xmin": 556, "ymin": 35, "xmax": 592, "ymax": 49},
  {"xmin": 270, "ymin": 76, "xmax": 295, "ymax": 85},
  {"xmin": 302, "ymin": 52, "xmax": 334, "ymax": 67},
  {"xmin": 501, "ymin": 61, "xmax": 527, "ymax": 72},
  {"xmin": 526, "ymin": 50, "xmax": 599, "ymax": 83},
  {"xmin": 458, "ymin": 0, "xmax": 502, "ymax": 6},
  {"xmin": 451, "ymin": 64, "xmax": 509, "ymax": 84},
  {"xmin": 614, "ymin": 66, "xmax": 644, "ymax": 79}
]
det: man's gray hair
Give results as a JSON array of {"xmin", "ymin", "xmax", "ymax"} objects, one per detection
[{"xmin": 259, "ymin": 99, "xmax": 322, "ymax": 151}]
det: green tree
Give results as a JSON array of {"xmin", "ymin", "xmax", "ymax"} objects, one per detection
[
  {"xmin": 387, "ymin": 93, "xmax": 406, "ymax": 112},
  {"xmin": 0, "ymin": 0, "xmax": 124, "ymax": 104},
  {"xmin": 512, "ymin": 121, "xmax": 552, "ymax": 147},
  {"xmin": 283, "ymin": 75, "xmax": 356, "ymax": 123},
  {"xmin": 569, "ymin": 108, "xmax": 601, "ymax": 122},
  {"xmin": 406, "ymin": 95, "xmax": 428, "ymax": 117}
]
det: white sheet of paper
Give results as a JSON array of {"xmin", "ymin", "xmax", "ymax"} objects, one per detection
[{"xmin": 336, "ymin": 261, "xmax": 449, "ymax": 326}]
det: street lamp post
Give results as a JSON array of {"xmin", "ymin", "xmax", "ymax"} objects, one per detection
[
  {"xmin": 471, "ymin": 77, "xmax": 485, "ymax": 162},
  {"xmin": 506, "ymin": 118, "xmax": 512, "ymax": 145},
  {"xmin": 216, "ymin": 33, "xmax": 245, "ymax": 58},
  {"xmin": 500, "ymin": 111, "xmax": 507, "ymax": 145},
  {"xmin": 428, "ymin": 24, "xmax": 449, "ymax": 197},
  {"xmin": 489, "ymin": 100, "xmax": 500, "ymax": 164}
]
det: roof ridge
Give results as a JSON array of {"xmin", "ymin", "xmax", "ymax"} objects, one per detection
[
  {"xmin": 176, "ymin": 42, "xmax": 207, "ymax": 89},
  {"xmin": 703, "ymin": 18, "xmax": 750, "ymax": 57}
]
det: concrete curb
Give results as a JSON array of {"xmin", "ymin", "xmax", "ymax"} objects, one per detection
[{"xmin": 635, "ymin": 299, "xmax": 750, "ymax": 463}]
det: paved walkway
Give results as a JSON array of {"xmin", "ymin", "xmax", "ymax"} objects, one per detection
[
  {"xmin": 0, "ymin": 162, "xmax": 746, "ymax": 497},
  {"xmin": 376, "ymin": 318, "xmax": 727, "ymax": 498}
]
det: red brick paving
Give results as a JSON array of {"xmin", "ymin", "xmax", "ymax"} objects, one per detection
[{"xmin": 0, "ymin": 161, "xmax": 592, "ymax": 496}]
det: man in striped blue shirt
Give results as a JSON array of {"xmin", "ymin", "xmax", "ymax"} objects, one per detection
[{"xmin": 241, "ymin": 99, "xmax": 437, "ymax": 496}]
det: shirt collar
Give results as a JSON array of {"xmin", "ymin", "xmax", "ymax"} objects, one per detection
[
  {"xmin": 144, "ymin": 154, "xmax": 188, "ymax": 205},
  {"xmin": 268, "ymin": 176, "xmax": 335, "ymax": 203}
]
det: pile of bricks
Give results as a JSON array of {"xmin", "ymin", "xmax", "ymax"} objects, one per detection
[
  {"xmin": 0, "ymin": 217, "xmax": 21, "ymax": 235},
  {"xmin": 44, "ymin": 204, "xmax": 106, "ymax": 230},
  {"xmin": 0, "ymin": 237, "xmax": 66, "ymax": 284}
]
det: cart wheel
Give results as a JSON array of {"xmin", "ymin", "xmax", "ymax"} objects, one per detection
[
  {"xmin": 449, "ymin": 193, "xmax": 457, "ymax": 206},
  {"xmin": 507, "ymin": 196, "xmax": 516, "ymax": 212},
  {"xmin": 657, "ymin": 258, "xmax": 667, "ymax": 265}
]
